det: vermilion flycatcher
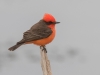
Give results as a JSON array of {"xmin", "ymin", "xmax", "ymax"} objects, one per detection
[{"xmin": 8, "ymin": 13, "xmax": 60, "ymax": 52}]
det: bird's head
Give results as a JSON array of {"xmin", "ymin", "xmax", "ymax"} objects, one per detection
[{"xmin": 43, "ymin": 13, "xmax": 60, "ymax": 27}]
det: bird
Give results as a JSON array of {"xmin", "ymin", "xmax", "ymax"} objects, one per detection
[{"xmin": 8, "ymin": 13, "xmax": 60, "ymax": 53}]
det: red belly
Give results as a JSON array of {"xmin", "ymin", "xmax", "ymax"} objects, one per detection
[{"xmin": 26, "ymin": 28, "xmax": 55, "ymax": 46}]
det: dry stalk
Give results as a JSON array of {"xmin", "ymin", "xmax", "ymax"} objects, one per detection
[{"xmin": 40, "ymin": 46, "xmax": 52, "ymax": 75}]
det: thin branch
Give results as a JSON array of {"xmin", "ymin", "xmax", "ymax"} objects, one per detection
[{"xmin": 40, "ymin": 46, "xmax": 52, "ymax": 75}]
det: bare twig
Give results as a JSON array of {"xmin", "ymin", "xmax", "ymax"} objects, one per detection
[{"xmin": 40, "ymin": 46, "xmax": 52, "ymax": 75}]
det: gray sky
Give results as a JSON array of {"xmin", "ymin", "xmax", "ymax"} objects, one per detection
[{"xmin": 0, "ymin": 0, "xmax": 100, "ymax": 75}]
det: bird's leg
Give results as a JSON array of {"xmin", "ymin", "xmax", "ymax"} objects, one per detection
[{"xmin": 40, "ymin": 45, "xmax": 47, "ymax": 53}]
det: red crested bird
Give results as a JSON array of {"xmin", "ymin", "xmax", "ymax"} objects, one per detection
[{"xmin": 8, "ymin": 13, "xmax": 60, "ymax": 52}]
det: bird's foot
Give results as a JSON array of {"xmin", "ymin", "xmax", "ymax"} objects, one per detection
[{"xmin": 40, "ymin": 46, "xmax": 47, "ymax": 53}]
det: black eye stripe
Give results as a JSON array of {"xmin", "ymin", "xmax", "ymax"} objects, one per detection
[{"xmin": 46, "ymin": 21, "xmax": 54, "ymax": 25}]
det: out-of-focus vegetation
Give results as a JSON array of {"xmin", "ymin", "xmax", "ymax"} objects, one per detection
[{"xmin": 0, "ymin": 39, "xmax": 86, "ymax": 70}]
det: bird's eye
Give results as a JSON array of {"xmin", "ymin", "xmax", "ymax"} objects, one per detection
[{"xmin": 47, "ymin": 21, "xmax": 53, "ymax": 25}]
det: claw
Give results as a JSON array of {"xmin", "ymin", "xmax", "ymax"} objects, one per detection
[{"xmin": 40, "ymin": 46, "xmax": 47, "ymax": 53}]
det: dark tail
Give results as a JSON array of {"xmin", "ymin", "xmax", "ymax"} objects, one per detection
[
  {"xmin": 8, "ymin": 43, "xmax": 23, "ymax": 51},
  {"xmin": 8, "ymin": 39, "xmax": 25, "ymax": 51}
]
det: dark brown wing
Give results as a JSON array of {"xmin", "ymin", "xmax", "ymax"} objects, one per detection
[{"xmin": 17, "ymin": 20, "xmax": 52, "ymax": 44}]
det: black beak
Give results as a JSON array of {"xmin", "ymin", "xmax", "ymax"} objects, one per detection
[{"xmin": 55, "ymin": 21, "xmax": 60, "ymax": 24}]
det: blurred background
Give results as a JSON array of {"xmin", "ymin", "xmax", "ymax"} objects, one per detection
[{"xmin": 0, "ymin": 0, "xmax": 100, "ymax": 75}]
